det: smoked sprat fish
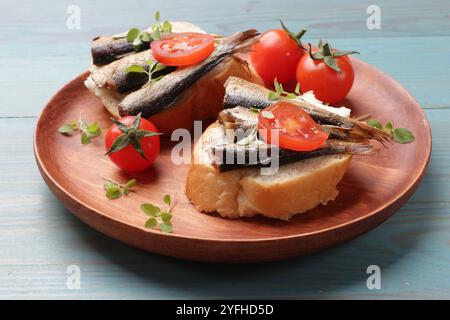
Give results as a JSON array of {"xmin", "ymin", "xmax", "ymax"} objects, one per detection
[
  {"xmin": 118, "ymin": 30, "xmax": 259, "ymax": 118},
  {"xmin": 223, "ymin": 77, "xmax": 392, "ymax": 142}
]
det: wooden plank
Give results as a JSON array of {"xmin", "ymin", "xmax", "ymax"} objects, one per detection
[
  {"xmin": 0, "ymin": 106, "xmax": 448, "ymax": 298},
  {"xmin": 1, "ymin": 0, "xmax": 450, "ymax": 117}
]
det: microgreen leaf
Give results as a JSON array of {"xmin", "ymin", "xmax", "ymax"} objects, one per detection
[
  {"xmin": 367, "ymin": 119, "xmax": 383, "ymax": 129},
  {"xmin": 140, "ymin": 32, "xmax": 151, "ymax": 42},
  {"xmin": 162, "ymin": 20, "xmax": 172, "ymax": 33},
  {"xmin": 58, "ymin": 124, "xmax": 75, "ymax": 135},
  {"xmin": 163, "ymin": 194, "xmax": 171, "ymax": 206},
  {"xmin": 58, "ymin": 116, "xmax": 101, "ymax": 144},
  {"xmin": 106, "ymin": 187, "xmax": 122, "ymax": 200},
  {"xmin": 127, "ymin": 28, "xmax": 141, "ymax": 42},
  {"xmin": 145, "ymin": 217, "xmax": 158, "ymax": 228},
  {"xmin": 366, "ymin": 119, "xmax": 414, "ymax": 144},
  {"xmin": 125, "ymin": 65, "xmax": 146, "ymax": 73},
  {"xmin": 141, "ymin": 203, "xmax": 160, "ymax": 216},
  {"xmin": 125, "ymin": 179, "xmax": 137, "ymax": 189},
  {"xmin": 268, "ymin": 91, "xmax": 280, "ymax": 101},
  {"xmin": 155, "ymin": 11, "xmax": 160, "ymax": 22},
  {"xmin": 160, "ymin": 211, "xmax": 172, "ymax": 222},
  {"xmin": 394, "ymin": 128, "xmax": 415, "ymax": 144},
  {"xmin": 141, "ymin": 194, "xmax": 175, "ymax": 233},
  {"xmin": 103, "ymin": 177, "xmax": 137, "ymax": 200},
  {"xmin": 81, "ymin": 133, "xmax": 91, "ymax": 145},
  {"xmin": 159, "ymin": 222, "xmax": 172, "ymax": 233}
]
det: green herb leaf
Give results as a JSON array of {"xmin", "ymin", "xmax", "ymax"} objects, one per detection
[
  {"xmin": 132, "ymin": 37, "xmax": 142, "ymax": 51},
  {"xmin": 145, "ymin": 217, "xmax": 158, "ymax": 228},
  {"xmin": 268, "ymin": 91, "xmax": 280, "ymax": 101},
  {"xmin": 151, "ymin": 25, "xmax": 161, "ymax": 40},
  {"xmin": 141, "ymin": 203, "xmax": 161, "ymax": 216},
  {"xmin": 152, "ymin": 63, "xmax": 167, "ymax": 73},
  {"xmin": 125, "ymin": 65, "xmax": 146, "ymax": 73},
  {"xmin": 159, "ymin": 222, "xmax": 172, "ymax": 233},
  {"xmin": 125, "ymin": 179, "xmax": 137, "ymax": 189},
  {"xmin": 81, "ymin": 132, "xmax": 91, "ymax": 145},
  {"xmin": 127, "ymin": 28, "xmax": 141, "ymax": 42},
  {"xmin": 58, "ymin": 124, "xmax": 75, "ymax": 135},
  {"xmin": 87, "ymin": 122, "xmax": 101, "ymax": 136},
  {"xmin": 155, "ymin": 11, "xmax": 160, "ymax": 22},
  {"xmin": 162, "ymin": 20, "xmax": 172, "ymax": 33},
  {"xmin": 105, "ymin": 134, "xmax": 130, "ymax": 155},
  {"xmin": 140, "ymin": 31, "xmax": 151, "ymax": 42},
  {"xmin": 393, "ymin": 128, "xmax": 415, "ymax": 144},
  {"xmin": 106, "ymin": 187, "xmax": 122, "ymax": 200},
  {"xmin": 104, "ymin": 181, "xmax": 118, "ymax": 191},
  {"xmin": 384, "ymin": 121, "xmax": 394, "ymax": 135},
  {"xmin": 367, "ymin": 119, "xmax": 383, "ymax": 129},
  {"xmin": 163, "ymin": 194, "xmax": 171, "ymax": 206},
  {"xmin": 160, "ymin": 211, "xmax": 172, "ymax": 222}
]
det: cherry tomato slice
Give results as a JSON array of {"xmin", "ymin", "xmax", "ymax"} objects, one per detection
[
  {"xmin": 258, "ymin": 101, "xmax": 329, "ymax": 151},
  {"xmin": 151, "ymin": 32, "xmax": 215, "ymax": 67}
]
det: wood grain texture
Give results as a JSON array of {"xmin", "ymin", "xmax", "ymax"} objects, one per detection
[{"xmin": 0, "ymin": 0, "xmax": 448, "ymax": 298}]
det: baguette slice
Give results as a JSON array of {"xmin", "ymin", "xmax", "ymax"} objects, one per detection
[{"xmin": 186, "ymin": 122, "xmax": 352, "ymax": 220}]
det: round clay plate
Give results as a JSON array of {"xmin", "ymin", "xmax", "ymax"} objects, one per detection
[{"xmin": 34, "ymin": 58, "xmax": 431, "ymax": 262}]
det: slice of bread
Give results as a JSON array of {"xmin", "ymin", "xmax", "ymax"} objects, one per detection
[{"xmin": 186, "ymin": 122, "xmax": 352, "ymax": 220}]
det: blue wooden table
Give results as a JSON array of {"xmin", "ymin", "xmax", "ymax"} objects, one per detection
[{"xmin": 1, "ymin": 0, "xmax": 449, "ymax": 299}]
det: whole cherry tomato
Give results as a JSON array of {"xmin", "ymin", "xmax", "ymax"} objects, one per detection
[
  {"xmin": 296, "ymin": 42, "xmax": 357, "ymax": 104},
  {"xmin": 250, "ymin": 27, "xmax": 306, "ymax": 84},
  {"xmin": 105, "ymin": 114, "xmax": 160, "ymax": 172}
]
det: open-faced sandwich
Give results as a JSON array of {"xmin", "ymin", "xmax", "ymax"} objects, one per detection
[
  {"xmin": 186, "ymin": 77, "xmax": 391, "ymax": 220},
  {"xmin": 85, "ymin": 19, "xmax": 262, "ymax": 133}
]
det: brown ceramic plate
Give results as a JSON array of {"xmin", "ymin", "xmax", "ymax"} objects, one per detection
[{"xmin": 34, "ymin": 58, "xmax": 432, "ymax": 262}]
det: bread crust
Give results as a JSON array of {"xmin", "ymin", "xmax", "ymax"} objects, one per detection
[{"xmin": 186, "ymin": 122, "xmax": 352, "ymax": 220}]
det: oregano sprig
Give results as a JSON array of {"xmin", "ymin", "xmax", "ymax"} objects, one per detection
[
  {"xmin": 307, "ymin": 40, "xmax": 359, "ymax": 73},
  {"xmin": 366, "ymin": 119, "xmax": 415, "ymax": 144},
  {"xmin": 268, "ymin": 78, "xmax": 301, "ymax": 101},
  {"xmin": 58, "ymin": 113, "xmax": 101, "ymax": 145},
  {"xmin": 105, "ymin": 112, "xmax": 162, "ymax": 159},
  {"xmin": 125, "ymin": 60, "xmax": 168, "ymax": 86},
  {"xmin": 103, "ymin": 177, "xmax": 137, "ymax": 200},
  {"xmin": 116, "ymin": 11, "xmax": 172, "ymax": 51},
  {"xmin": 141, "ymin": 194, "xmax": 175, "ymax": 233}
]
